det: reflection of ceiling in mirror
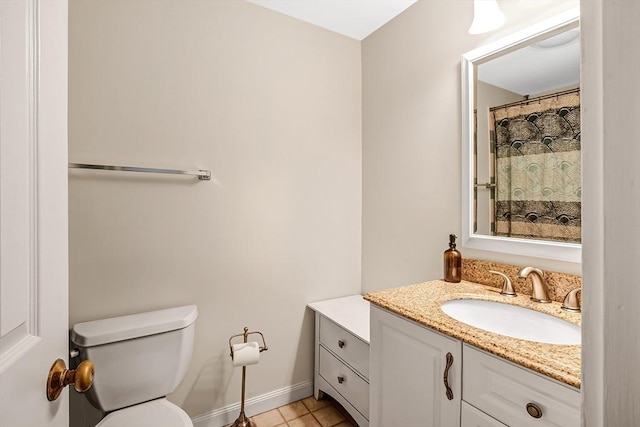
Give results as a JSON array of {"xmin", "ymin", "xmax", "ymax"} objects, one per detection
[{"xmin": 478, "ymin": 29, "xmax": 580, "ymax": 96}]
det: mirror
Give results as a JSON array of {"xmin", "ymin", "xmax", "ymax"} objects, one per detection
[{"xmin": 462, "ymin": 9, "xmax": 581, "ymax": 263}]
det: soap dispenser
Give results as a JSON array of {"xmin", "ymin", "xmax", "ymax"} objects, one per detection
[{"xmin": 444, "ymin": 234, "xmax": 462, "ymax": 283}]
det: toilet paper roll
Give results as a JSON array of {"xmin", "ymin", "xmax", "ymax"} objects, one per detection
[{"xmin": 232, "ymin": 341, "xmax": 260, "ymax": 367}]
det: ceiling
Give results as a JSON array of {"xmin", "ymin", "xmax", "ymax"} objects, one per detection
[
  {"xmin": 246, "ymin": 0, "xmax": 418, "ymax": 40},
  {"xmin": 478, "ymin": 28, "xmax": 581, "ymax": 96}
]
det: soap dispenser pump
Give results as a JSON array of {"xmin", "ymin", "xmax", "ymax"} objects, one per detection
[{"xmin": 444, "ymin": 234, "xmax": 462, "ymax": 283}]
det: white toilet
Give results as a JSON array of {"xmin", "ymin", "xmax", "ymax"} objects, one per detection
[{"xmin": 70, "ymin": 305, "xmax": 198, "ymax": 427}]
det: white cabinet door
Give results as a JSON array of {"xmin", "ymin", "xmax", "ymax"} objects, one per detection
[
  {"xmin": 461, "ymin": 402, "xmax": 507, "ymax": 427},
  {"xmin": 0, "ymin": 1, "xmax": 69, "ymax": 426},
  {"xmin": 370, "ymin": 306, "xmax": 461, "ymax": 427}
]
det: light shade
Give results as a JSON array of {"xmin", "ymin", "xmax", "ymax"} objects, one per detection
[{"xmin": 468, "ymin": 0, "xmax": 505, "ymax": 35}]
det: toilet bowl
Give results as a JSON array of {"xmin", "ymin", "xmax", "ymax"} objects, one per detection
[
  {"xmin": 96, "ymin": 398, "xmax": 192, "ymax": 427},
  {"xmin": 70, "ymin": 305, "xmax": 198, "ymax": 427}
]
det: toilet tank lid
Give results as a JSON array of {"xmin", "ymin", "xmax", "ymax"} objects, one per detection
[{"xmin": 71, "ymin": 305, "xmax": 198, "ymax": 347}]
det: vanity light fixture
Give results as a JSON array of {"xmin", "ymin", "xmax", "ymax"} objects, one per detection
[{"xmin": 468, "ymin": 0, "xmax": 505, "ymax": 35}]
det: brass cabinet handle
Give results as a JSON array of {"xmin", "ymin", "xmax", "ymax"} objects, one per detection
[
  {"xmin": 46, "ymin": 359, "xmax": 94, "ymax": 401},
  {"xmin": 526, "ymin": 402, "xmax": 543, "ymax": 418},
  {"xmin": 338, "ymin": 340, "xmax": 345, "ymax": 348},
  {"xmin": 337, "ymin": 376, "xmax": 345, "ymax": 384},
  {"xmin": 443, "ymin": 352, "xmax": 454, "ymax": 400}
]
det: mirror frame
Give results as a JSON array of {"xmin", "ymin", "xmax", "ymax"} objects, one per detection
[{"xmin": 461, "ymin": 8, "xmax": 581, "ymax": 263}]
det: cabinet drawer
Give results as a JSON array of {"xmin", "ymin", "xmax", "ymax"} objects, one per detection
[
  {"xmin": 461, "ymin": 401, "xmax": 507, "ymax": 427},
  {"xmin": 320, "ymin": 316, "xmax": 369, "ymax": 379},
  {"xmin": 463, "ymin": 345, "xmax": 580, "ymax": 427},
  {"xmin": 319, "ymin": 346, "xmax": 369, "ymax": 418}
]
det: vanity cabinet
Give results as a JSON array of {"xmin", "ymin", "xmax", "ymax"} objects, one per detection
[
  {"xmin": 463, "ymin": 345, "xmax": 580, "ymax": 427},
  {"xmin": 368, "ymin": 305, "xmax": 580, "ymax": 427},
  {"xmin": 308, "ymin": 295, "xmax": 370, "ymax": 427},
  {"xmin": 370, "ymin": 306, "xmax": 462, "ymax": 427}
]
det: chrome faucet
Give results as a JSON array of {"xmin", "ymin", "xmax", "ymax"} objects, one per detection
[{"xmin": 518, "ymin": 267, "xmax": 551, "ymax": 303}]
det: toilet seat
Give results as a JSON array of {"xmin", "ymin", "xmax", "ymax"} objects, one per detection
[{"xmin": 96, "ymin": 398, "xmax": 193, "ymax": 427}]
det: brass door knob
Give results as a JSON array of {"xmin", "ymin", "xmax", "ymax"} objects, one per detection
[{"xmin": 46, "ymin": 358, "xmax": 94, "ymax": 401}]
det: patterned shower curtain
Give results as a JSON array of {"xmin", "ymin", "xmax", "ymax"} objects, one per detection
[{"xmin": 490, "ymin": 89, "xmax": 581, "ymax": 243}]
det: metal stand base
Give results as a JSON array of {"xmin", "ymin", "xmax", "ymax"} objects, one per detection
[{"xmin": 231, "ymin": 412, "xmax": 256, "ymax": 427}]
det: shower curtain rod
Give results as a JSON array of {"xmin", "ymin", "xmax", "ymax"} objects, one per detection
[
  {"xmin": 490, "ymin": 87, "xmax": 580, "ymax": 112},
  {"xmin": 68, "ymin": 163, "xmax": 211, "ymax": 181}
]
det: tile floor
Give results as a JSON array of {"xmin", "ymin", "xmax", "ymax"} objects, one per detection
[{"xmin": 239, "ymin": 395, "xmax": 357, "ymax": 427}]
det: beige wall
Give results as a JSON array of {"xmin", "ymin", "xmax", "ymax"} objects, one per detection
[
  {"xmin": 68, "ymin": 0, "xmax": 361, "ymax": 421},
  {"xmin": 361, "ymin": 0, "xmax": 581, "ymax": 294}
]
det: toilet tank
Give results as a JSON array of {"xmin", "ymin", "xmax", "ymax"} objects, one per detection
[{"xmin": 70, "ymin": 305, "xmax": 198, "ymax": 412}]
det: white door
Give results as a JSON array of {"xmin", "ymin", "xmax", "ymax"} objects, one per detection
[
  {"xmin": 370, "ymin": 306, "xmax": 462, "ymax": 427},
  {"xmin": 0, "ymin": 1, "xmax": 69, "ymax": 426}
]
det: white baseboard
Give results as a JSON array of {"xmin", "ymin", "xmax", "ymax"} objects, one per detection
[{"xmin": 191, "ymin": 381, "xmax": 314, "ymax": 427}]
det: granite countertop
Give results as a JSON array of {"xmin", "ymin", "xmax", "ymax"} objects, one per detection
[{"xmin": 364, "ymin": 280, "xmax": 581, "ymax": 389}]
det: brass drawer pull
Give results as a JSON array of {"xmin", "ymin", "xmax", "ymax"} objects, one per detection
[
  {"xmin": 443, "ymin": 352, "xmax": 454, "ymax": 400},
  {"xmin": 526, "ymin": 402, "xmax": 543, "ymax": 418},
  {"xmin": 337, "ymin": 376, "xmax": 345, "ymax": 384},
  {"xmin": 338, "ymin": 340, "xmax": 345, "ymax": 348}
]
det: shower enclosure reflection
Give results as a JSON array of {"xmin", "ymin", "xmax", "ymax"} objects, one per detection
[{"xmin": 487, "ymin": 89, "xmax": 580, "ymax": 243}]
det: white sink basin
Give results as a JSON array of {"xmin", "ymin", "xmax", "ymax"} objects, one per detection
[{"xmin": 440, "ymin": 299, "xmax": 580, "ymax": 345}]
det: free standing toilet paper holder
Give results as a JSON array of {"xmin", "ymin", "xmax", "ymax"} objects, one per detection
[{"xmin": 228, "ymin": 327, "xmax": 268, "ymax": 427}]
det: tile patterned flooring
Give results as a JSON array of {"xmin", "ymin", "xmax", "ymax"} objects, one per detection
[{"xmin": 239, "ymin": 396, "xmax": 357, "ymax": 427}]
